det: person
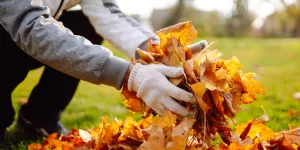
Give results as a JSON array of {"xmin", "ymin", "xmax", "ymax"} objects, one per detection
[{"xmin": 0, "ymin": 0, "xmax": 200, "ymax": 143}]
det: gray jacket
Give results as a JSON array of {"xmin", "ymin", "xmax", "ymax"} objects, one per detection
[{"xmin": 0, "ymin": 0, "xmax": 153, "ymax": 89}]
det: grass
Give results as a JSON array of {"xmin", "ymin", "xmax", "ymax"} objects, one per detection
[{"xmin": 4, "ymin": 37, "xmax": 300, "ymax": 149}]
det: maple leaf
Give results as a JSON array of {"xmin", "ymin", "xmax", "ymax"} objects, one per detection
[
  {"xmin": 169, "ymin": 53, "xmax": 182, "ymax": 67},
  {"xmin": 228, "ymin": 142, "xmax": 258, "ymax": 150},
  {"xmin": 183, "ymin": 59, "xmax": 198, "ymax": 83},
  {"xmin": 196, "ymin": 51, "xmax": 229, "ymax": 91},
  {"xmin": 157, "ymin": 21, "xmax": 198, "ymax": 53},
  {"xmin": 223, "ymin": 56, "xmax": 242, "ymax": 76},
  {"xmin": 280, "ymin": 128, "xmax": 300, "ymax": 147},
  {"xmin": 137, "ymin": 127, "xmax": 165, "ymax": 150},
  {"xmin": 27, "ymin": 143, "xmax": 43, "ymax": 150},
  {"xmin": 169, "ymin": 76, "xmax": 184, "ymax": 86},
  {"xmin": 152, "ymin": 110, "xmax": 177, "ymax": 129},
  {"xmin": 137, "ymin": 48, "xmax": 155, "ymax": 63},
  {"xmin": 211, "ymin": 90, "xmax": 225, "ymax": 114},
  {"xmin": 119, "ymin": 117, "xmax": 137, "ymax": 141},
  {"xmin": 189, "ymin": 82, "xmax": 210, "ymax": 112},
  {"xmin": 121, "ymin": 88, "xmax": 148, "ymax": 113},
  {"xmin": 236, "ymin": 119, "xmax": 276, "ymax": 142},
  {"xmin": 166, "ymin": 118, "xmax": 195, "ymax": 150},
  {"xmin": 241, "ymin": 72, "xmax": 266, "ymax": 103},
  {"xmin": 137, "ymin": 114, "xmax": 154, "ymax": 129}
]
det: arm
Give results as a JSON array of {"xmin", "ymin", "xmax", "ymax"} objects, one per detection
[
  {"xmin": 0, "ymin": 0, "xmax": 195, "ymax": 116},
  {"xmin": 0, "ymin": 0, "xmax": 130, "ymax": 89},
  {"xmin": 80, "ymin": 0, "xmax": 156, "ymax": 59}
]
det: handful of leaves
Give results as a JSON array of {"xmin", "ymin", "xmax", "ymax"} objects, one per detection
[{"xmin": 122, "ymin": 21, "xmax": 266, "ymax": 147}]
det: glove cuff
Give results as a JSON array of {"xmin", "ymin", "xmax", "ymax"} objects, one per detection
[{"xmin": 128, "ymin": 63, "xmax": 144, "ymax": 91}]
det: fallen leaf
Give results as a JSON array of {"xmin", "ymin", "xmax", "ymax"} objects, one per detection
[
  {"xmin": 189, "ymin": 82, "xmax": 211, "ymax": 112},
  {"xmin": 79, "ymin": 129, "xmax": 92, "ymax": 143},
  {"xmin": 138, "ymin": 127, "xmax": 165, "ymax": 150},
  {"xmin": 152, "ymin": 110, "xmax": 177, "ymax": 129}
]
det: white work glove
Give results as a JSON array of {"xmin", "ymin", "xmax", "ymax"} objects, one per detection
[{"xmin": 127, "ymin": 63, "xmax": 195, "ymax": 116}]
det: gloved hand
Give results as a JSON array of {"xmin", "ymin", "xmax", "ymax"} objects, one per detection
[{"xmin": 127, "ymin": 63, "xmax": 195, "ymax": 116}]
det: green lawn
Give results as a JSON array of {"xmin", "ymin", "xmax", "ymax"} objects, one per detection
[{"xmin": 6, "ymin": 38, "xmax": 300, "ymax": 149}]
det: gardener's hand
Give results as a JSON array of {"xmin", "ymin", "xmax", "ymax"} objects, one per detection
[{"xmin": 126, "ymin": 63, "xmax": 195, "ymax": 116}]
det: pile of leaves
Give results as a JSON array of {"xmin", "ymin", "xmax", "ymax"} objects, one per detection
[
  {"xmin": 28, "ymin": 111, "xmax": 300, "ymax": 150},
  {"xmin": 28, "ymin": 22, "xmax": 300, "ymax": 149}
]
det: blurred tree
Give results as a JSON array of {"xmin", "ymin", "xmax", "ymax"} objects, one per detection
[
  {"xmin": 226, "ymin": 0, "xmax": 254, "ymax": 37},
  {"xmin": 261, "ymin": 0, "xmax": 300, "ymax": 37},
  {"xmin": 163, "ymin": 0, "xmax": 185, "ymax": 27},
  {"xmin": 286, "ymin": 0, "xmax": 300, "ymax": 37}
]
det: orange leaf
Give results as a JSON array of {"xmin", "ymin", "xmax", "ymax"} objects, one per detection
[
  {"xmin": 211, "ymin": 90, "xmax": 224, "ymax": 114},
  {"xmin": 27, "ymin": 143, "xmax": 43, "ymax": 150},
  {"xmin": 137, "ymin": 48, "xmax": 155, "ymax": 63}
]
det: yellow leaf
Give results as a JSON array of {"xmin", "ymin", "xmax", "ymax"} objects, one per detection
[
  {"xmin": 223, "ymin": 56, "xmax": 242, "ymax": 76},
  {"xmin": 169, "ymin": 76, "xmax": 184, "ymax": 86},
  {"xmin": 205, "ymin": 49, "xmax": 223, "ymax": 63},
  {"xmin": 189, "ymin": 82, "xmax": 211, "ymax": 112},
  {"xmin": 215, "ymin": 68, "xmax": 227, "ymax": 80},
  {"xmin": 120, "ymin": 117, "xmax": 136, "ymax": 140},
  {"xmin": 152, "ymin": 110, "xmax": 177, "ymax": 129},
  {"xmin": 241, "ymin": 72, "xmax": 265, "ymax": 103},
  {"xmin": 169, "ymin": 53, "xmax": 182, "ymax": 67},
  {"xmin": 157, "ymin": 21, "xmax": 198, "ymax": 51},
  {"xmin": 236, "ymin": 121, "xmax": 276, "ymax": 142}
]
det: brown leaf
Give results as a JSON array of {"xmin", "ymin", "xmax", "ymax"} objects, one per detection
[
  {"xmin": 137, "ymin": 127, "xmax": 165, "ymax": 150},
  {"xmin": 183, "ymin": 59, "xmax": 198, "ymax": 83},
  {"xmin": 281, "ymin": 128, "xmax": 300, "ymax": 146}
]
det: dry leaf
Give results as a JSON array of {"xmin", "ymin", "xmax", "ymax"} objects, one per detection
[
  {"xmin": 138, "ymin": 127, "xmax": 165, "ymax": 150},
  {"xmin": 152, "ymin": 110, "xmax": 177, "ymax": 129},
  {"xmin": 189, "ymin": 82, "xmax": 210, "ymax": 112}
]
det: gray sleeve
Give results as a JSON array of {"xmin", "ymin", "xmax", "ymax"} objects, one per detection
[
  {"xmin": 0, "ymin": 0, "xmax": 130, "ymax": 89},
  {"xmin": 80, "ymin": 0, "xmax": 156, "ymax": 58}
]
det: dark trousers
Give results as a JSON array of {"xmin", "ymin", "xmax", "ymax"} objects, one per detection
[{"xmin": 0, "ymin": 10, "xmax": 103, "ymax": 130}]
